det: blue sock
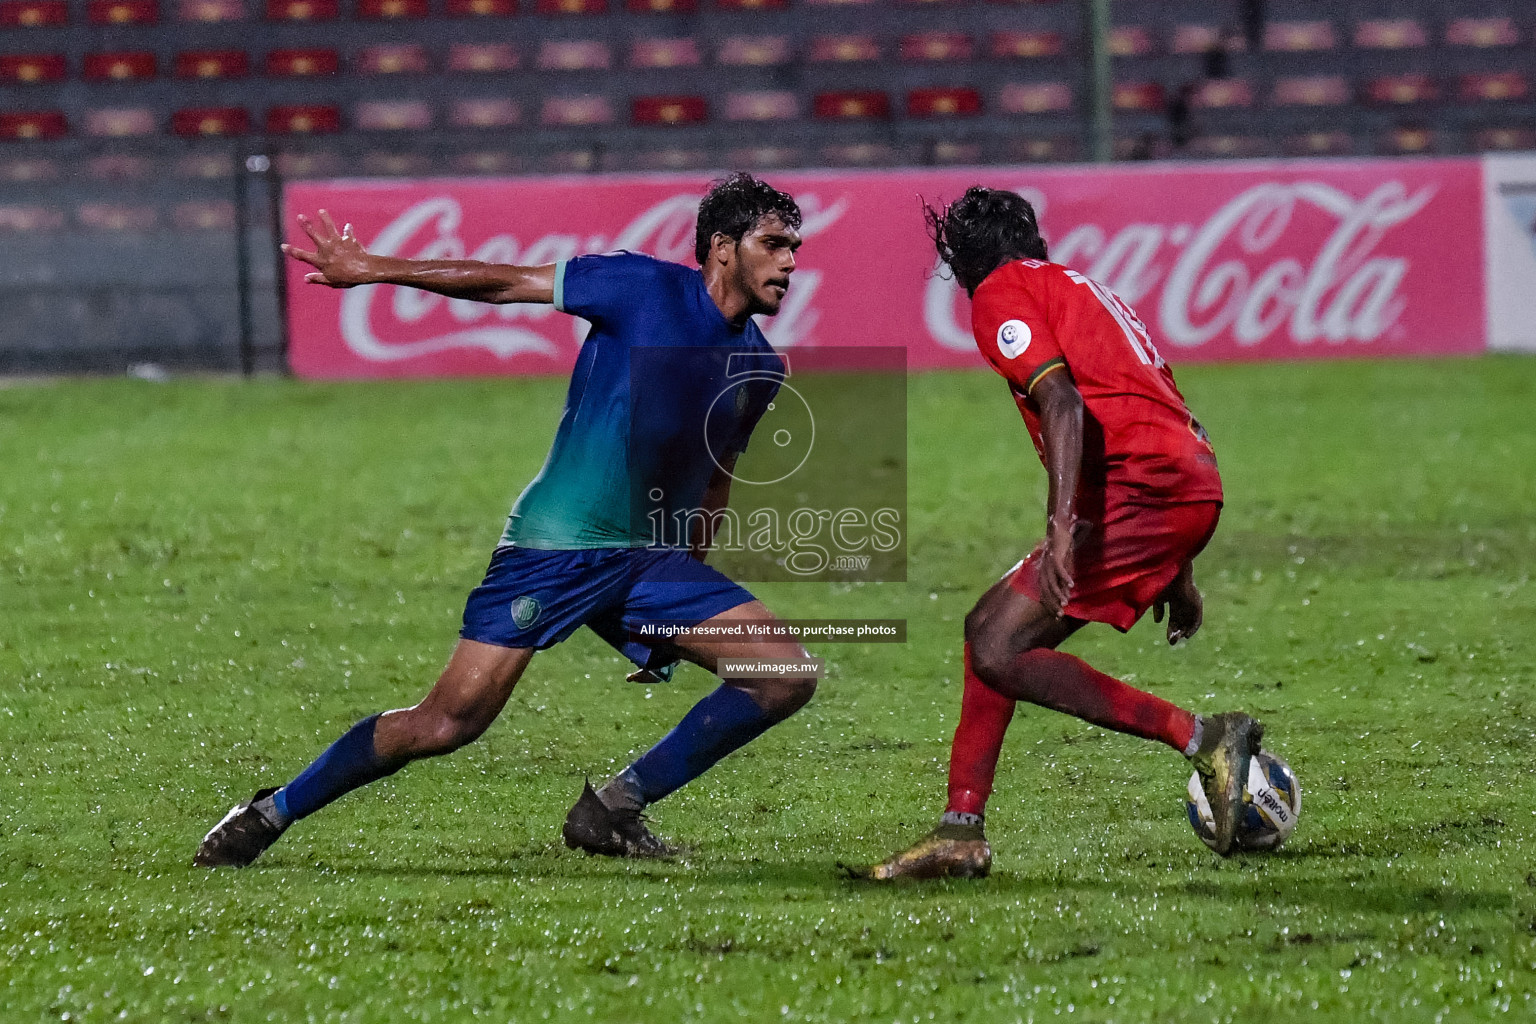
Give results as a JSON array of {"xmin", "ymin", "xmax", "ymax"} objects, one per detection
[
  {"xmin": 276, "ymin": 714, "xmax": 405, "ymax": 821},
  {"xmin": 624, "ymin": 685, "xmax": 779, "ymax": 804}
]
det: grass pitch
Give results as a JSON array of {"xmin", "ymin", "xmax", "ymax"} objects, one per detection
[{"xmin": 2, "ymin": 357, "xmax": 1534, "ymax": 1023}]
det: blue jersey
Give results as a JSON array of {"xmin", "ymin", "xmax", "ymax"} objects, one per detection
[{"xmin": 501, "ymin": 251, "xmax": 783, "ymax": 550}]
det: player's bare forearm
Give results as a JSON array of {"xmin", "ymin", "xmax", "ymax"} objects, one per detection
[
  {"xmin": 689, "ymin": 463, "xmax": 735, "ymax": 561},
  {"xmin": 1030, "ymin": 369, "xmax": 1084, "ymax": 614},
  {"xmin": 281, "ymin": 209, "xmax": 555, "ymax": 304}
]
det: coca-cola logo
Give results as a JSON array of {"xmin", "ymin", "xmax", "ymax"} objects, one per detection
[
  {"xmin": 337, "ymin": 192, "xmax": 848, "ymax": 362},
  {"xmin": 925, "ymin": 180, "xmax": 1437, "ymax": 351}
]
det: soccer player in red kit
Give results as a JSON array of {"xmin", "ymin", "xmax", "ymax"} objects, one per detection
[{"xmin": 868, "ymin": 186, "xmax": 1266, "ymax": 877}]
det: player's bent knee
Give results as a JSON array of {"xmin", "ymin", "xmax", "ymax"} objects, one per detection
[
  {"xmin": 735, "ymin": 675, "xmax": 817, "ymax": 721},
  {"xmin": 410, "ymin": 711, "xmax": 488, "ymax": 758}
]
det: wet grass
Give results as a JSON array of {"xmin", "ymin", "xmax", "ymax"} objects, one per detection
[{"xmin": 2, "ymin": 356, "xmax": 1535, "ymax": 1022}]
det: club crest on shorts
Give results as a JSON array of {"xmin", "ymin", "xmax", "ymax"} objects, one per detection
[
  {"xmin": 509, "ymin": 596, "xmax": 542, "ymax": 629},
  {"xmin": 997, "ymin": 319, "xmax": 1032, "ymax": 359}
]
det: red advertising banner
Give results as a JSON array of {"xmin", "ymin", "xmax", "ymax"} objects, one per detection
[{"xmin": 284, "ymin": 158, "xmax": 1486, "ymax": 378}]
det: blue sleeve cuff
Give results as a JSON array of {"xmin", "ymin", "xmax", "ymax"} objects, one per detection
[{"xmin": 552, "ymin": 259, "xmax": 568, "ymax": 313}]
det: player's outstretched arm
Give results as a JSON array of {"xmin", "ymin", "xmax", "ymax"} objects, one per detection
[
  {"xmin": 1031, "ymin": 367, "xmax": 1084, "ymax": 616},
  {"xmin": 281, "ymin": 209, "xmax": 555, "ymax": 304}
]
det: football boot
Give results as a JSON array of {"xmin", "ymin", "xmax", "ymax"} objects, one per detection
[
  {"xmin": 861, "ymin": 822, "xmax": 992, "ymax": 880},
  {"xmin": 562, "ymin": 781, "xmax": 679, "ymax": 859},
  {"xmin": 193, "ymin": 787, "xmax": 287, "ymax": 868},
  {"xmin": 1190, "ymin": 711, "xmax": 1265, "ymax": 856}
]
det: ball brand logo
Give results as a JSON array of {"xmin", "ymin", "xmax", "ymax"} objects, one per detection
[
  {"xmin": 509, "ymin": 596, "xmax": 541, "ymax": 629},
  {"xmin": 996, "ymin": 319, "xmax": 1031, "ymax": 359}
]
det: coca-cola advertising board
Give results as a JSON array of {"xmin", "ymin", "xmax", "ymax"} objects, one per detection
[{"xmin": 284, "ymin": 158, "xmax": 1487, "ymax": 379}]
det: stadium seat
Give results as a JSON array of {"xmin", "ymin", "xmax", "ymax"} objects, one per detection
[
  {"xmin": 1112, "ymin": 81, "xmax": 1165, "ymax": 112},
  {"xmin": 171, "ymin": 106, "xmax": 249, "ymax": 136},
  {"xmin": 820, "ymin": 142, "xmax": 904, "ymax": 167},
  {"xmin": 82, "ymin": 108, "xmax": 158, "ymax": 136},
  {"xmin": 353, "ymin": 100, "xmax": 432, "ymax": 130},
  {"xmin": 1107, "ymin": 26, "xmax": 1156, "ymax": 57},
  {"xmin": 451, "ymin": 151, "xmax": 526, "ymax": 174},
  {"xmin": 267, "ymin": 104, "xmax": 342, "ymax": 134},
  {"xmin": 447, "ymin": 43, "xmax": 519, "ymax": 72},
  {"xmin": 0, "ymin": 205, "xmax": 65, "ymax": 231},
  {"xmin": 1190, "ymin": 79, "xmax": 1254, "ymax": 109},
  {"xmin": 276, "ymin": 152, "xmax": 344, "ymax": 177},
  {"xmin": 83, "ymin": 52, "xmax": 158, "ymax": 81},
  {"xmin": 175, "ymin": 50, "xmax": 249, "ymax": 78},
  {"xmin": 629, "ymin": 38, "xmax": 702, "ymax": 68},
  {"xmin": 358, "ymin": 44, "xmax": 431, "ymax": 74},
  {"xmin": 448, "ymin": 98, "xmax": 522, "ymax": 128},
  {"xmin": 626, "ymin": 0, "xmax": 697, "ymax": 11},
  {"xmin": 0, "ymin": 1, "xmax": 68, "ymax": 27},
  {"xmin": 175, "ymin": 152, "xmax": 235, "ymax": 176},
  {"xmin": 632, "ymin": 95, "xmax": 707, "ymax": 125},
  {"xmin": 716, "ymin": 36, "xmax": 792, "ymax": 66},
  {"xmin": 907, "ymin": 87, "xmax": 982, "ymax": 117},
  {"xmin": 1170, "ymin": 25, "xmax": 1244, "ymax": 55},
  {"xmin": 539, "ymin": 149, "xmax": 597, "ymax": 173},
  {"xmin": 722, "ymin": 90, "xmax": 799, "ymax": 121},
  {"xmin": 715, "ymin": 0, "xmax": 789, "ymax": 9},
  {"xmin": 1364, "ymin": 74, "xmax": 1438, "ymax": 106},
  {"xmin": 535, "ymin": 0, "xmax": 607, "ymax": 14},
  {"xmin": 539, "ymin": 95, "xmax": 616, "ymax": 126},
  {"xmin": 809, "ymin": 35, "xmax": 880, "ymax": 62},
  {"xmin": 1353, "ymin": 19, "xmax": 1427, "ymax": 49},
  {"xmin": 1445, "ymin": 18, "xmax": 1519, "ymax": 48},
  {"xmin": 172, "ymin": 201, "xmax": 237, "ymax": 230},
  {"xmin": 1283, "ymin": 131, "xmax": 1354, "ymax": 156},
  {"xmin": 77, "ymin": 203, "xmax": 158, "ymax": 230},
  {"xmin": 0, "ymin": 156, "xmax": 59, "ymax": 180},
  {"xmin": 990, "ymin": 31, "xmax": 1064, "ymax": 59},
  {"xmin": 813, "ymin": 91, "xmax": 890, "ymax": 119},
  {"xmin": 899, "ymin": 32, "xmax": 972, "ymax": 61},
  {"xmin": 929, "ymin": 140, "xmax": 984, "ymax": 165},
  {"xmin": 266, "ymin": 48, "xmax": 340, "ymax": 76},
  {"xmin": 177, "ymin": 0, "xmax": 243, "ymax": 20},
  {"xmin": 1380, "ymin": 126, "xmax": 1439, "ymax": 154},
  {"xmin": 86, "ymin": 154, "xmax": 154, "ymax": 178},
  {"xmin": 610, "ymin": 148, "xmax": 710, "ymax": 172},
  {"xmin": 1187, "ymin": 135, "xmax": 1269, "ymax": 159},
  {"xmin": 1475, "ymin": 126, "xmax": 1536, "ymax": 152},
  {"xmin": 996, "ymin": 81, "xmax": 1073, "ymax": 114},
  {"xmin": 1263, "ymin": 21, "xmax": 1337, "ymax": 52},
  {"xmin": 724, "ymin": 145, "xmax": 802, "ymax": 169},
  {"xmin": 357, "ymin": 0, "xmax": 427, "ymax": 18},
  {"xmin": 360, "ymin": 151, "xmax": 433, "ymax": 175},
  {"xmin": 445, "ymin": 0, "xmax": 514, "ymax": 14},
  {"xmin": 0, "ymin": 54, "xmax": 67, "ymax": 83},
  {"xmin": 88, "ymin": 0, "xmax": 156, "ymax": 24},
  {"xmin": 1271, "ymin": 75, "xmax": 1350, "ymax": 107},
  {"xmin": 1458, "ymin": 72, "xmax": 1530, "ymax": 103},
  {"xmin": 537, "ymin": 40, "xmax": 612, "ymax": 71},
  {"xmin": 265, "ymin": 0, "xmax": 336, "ymax": 20}
]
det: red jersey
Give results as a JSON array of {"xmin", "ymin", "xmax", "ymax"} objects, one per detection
[{"xmin": 969, "ymin": 258, "xmax": 1222, "ymax": 504}]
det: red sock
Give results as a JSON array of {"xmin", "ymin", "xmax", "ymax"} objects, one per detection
[
  {"xmin": 945, "ymin": 644, "xmax": 1016, "ymax": 817},
  {"xmin": 994, "ymin": 648, "xmax": 1195, "ymax": 752}
]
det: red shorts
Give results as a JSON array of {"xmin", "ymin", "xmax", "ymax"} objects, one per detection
[{"xmin": 1009, "ymin": 498, "xmax": 1221, "ymax": 632}]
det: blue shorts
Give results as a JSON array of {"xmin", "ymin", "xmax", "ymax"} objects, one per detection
[{"xmin": 459, "ymin": 546, "xmax": 756, "ymax": 670}]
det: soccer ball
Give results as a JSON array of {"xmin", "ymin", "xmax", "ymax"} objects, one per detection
[{"xmin": 1185, "ymin": 750, "xmax": 1301, "ymax": 853}]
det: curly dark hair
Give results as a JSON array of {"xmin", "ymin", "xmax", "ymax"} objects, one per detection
[
  {"xmin": 694, "ymin": 172, "xmax": 803, "ymax": 265},
  {"xmin": 923, "ymin": 186, "xmax": 1049, "ymax": 296}
]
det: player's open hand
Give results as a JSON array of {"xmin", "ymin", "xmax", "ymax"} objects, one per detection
[
  {"xmin": 1153, "ymin": 568, "xmax": 1203, "ymax": 645},
  {"xmin": 281, "ymin": 210, "xmax": 377, "ymax": 288},
  {"xmin": 1038, "ymin": 520, "xmax": 1076, "ymax": 617}
]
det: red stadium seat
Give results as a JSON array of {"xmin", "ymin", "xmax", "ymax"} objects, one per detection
[
  {"xmin": 82, "ymin": 108, "xmax": 157, "ymax": 136},
  {"xmin": 809, "ymin": 35, "xmax": 880, "ymax": 62},
  {"xmin": 445, "ymin": 0, "xmax": 514, "ymax": 14},
  {"xmin": 1283, "ymin": 131, "xmax": 1354, "ymax": 157},
  {"xmin": 1112, "ymin": 81, "xmax": 1165, "ymax": 112},
  {"xmin": 629, "ymin": 37, "xmax": 702, "ymax": 69},
  {"xmin": 175, "ymin": 50, "xmax": 248, "ymax": 79},
  {"xmin": 813, "ymin": 91, "xmax": 890, "ymax": 120},
  {"xmin": 1475, "ymin": 127, "xmax": 1536, "ymax": 152},
  {"xmin": 1107, "ymin": 26, "xmax": 1156, "ymax": 57},
  {"xmin": 0, "ymin": 111, "xmax": 68, "ymax": 140},
  {"xmin": 0, "ymin": 54, "xmax": 67, "ymax": 83},
  {"xmin": 1364, "ymin": 74, "xmax": 1438, "ymax": 106},
  {"xmin": 722, "ymin": 90, "xmax": 799, "ymax": 121},
  {"xmin": 1170, "ymin": 25, "xmax": 1244, "ymax": 55},
  {"xmin": 627, "ymin": 0, "xmax": 696, "ymax": 11},
  {"xmin": 267, "ymin": 104, "xmax": 342, "ymax": 134},
  {"xmin": 716, "ymin": 35, "xmax": 792, "ymax": 66},
  {"xmin": 1271, "ymin": 75, "xmax": 1350, "ymax": 107},
  {"xmin": 357, "ymin": 0, "xmax": 427, "ymax": 18},
  {"xmin": 177, "ymin": 0, "xmax": 243, "ymax": 19},
  {"xmin": 1264, "ymin": 21, "xmax": 1336, "ymax": 52},
  {"xmin": 172, "ymin": 201, "xmax": 237, "ymax": 230},
  {"xmin": 171, "ymin": 106, "xmax": 249, "ymax": 136},
  {"xmin": 632, "ymin": 95, "xmax": 707, "ymax": 125},
  {"xmin": 78, "ymin": 203, "xmax": 158, "ymax": 231},
  {"xmin": 353, "ymin": 100, "xmax": 433, "ymax": 131},
  {"xmin": 448, "ymin": 98, "xmax": 522, "ymax": 128},
  {"xmin": 0, "ymin": 205, "xmax": 65, "ymax": 231},
  {"xmin": 535, "ymin": 0, "xmax": 607, "ymax": 14},
  {"xmin": 358, "ymin": 44, "xmax": 431, "ymax": 74},
  {"xmin": 996, "ymin": 81, "xmax": 1073, "ymax": 114},
  {"xmin": 1381, "ymin": 126, "xmax": 1438, "ymax": 155},
  {"xmin": 0, "ymin": 1, "xmax": 69, "ymax": 27},
  {"xmin": 537, "ymin": 40, "xmax": 612, "ymax": 71},
  {"xmin": 1190, "ymin": 78, "xmax": 1254, "ymax": 109},
  {"xmin": 990, "ymin": 31, "xmax": 1064, "ymax": 59},
  {"xmin": 0, "ymin": 155, "xmax": 59, "ymax": 180},
  {"xmin": 1445, "ymin": 18, "xmax": 1519, "ymax": 48},
  {"xmin": 266, "ymin": 48, "xmax": 339, "ymax": 76},
  {"xmin": 447, "ymin": 43, "xmax": 520, "ymax": 72},
  {"xmin": 907, "ymin": 87, "xmax": 981, "ymax": 117},
  {"xmin": 1353, "ymin": 19, "xmax": 1427, "ymax": 49},
  {"xmin": 265, "ymin": 0, "xmax": 336, "ymax": 20},
  {"xmin": 929, "ymin": 140, "xmax": 984, "ymax": 165},
  {"xmin": 88, "ymin": 0, "xmax": 156, "ymax": 23},
  {"xmin": 83, "ymin": 52, "xmax": 158, "ymax": 81},
  {"xmin": 899, "ymin": 32, "xmax": 972, "ymax": 61},
  {"xmin": 540, "ymin": 95, "xmax": 616, "ymax": 126},
  {"xmin": 715, "ymin": 0, "xmax": 789, "ymax": 9},
  {"xmin": 1458, "ymin": 72, "xmax": 1530, "ymax": 103}
]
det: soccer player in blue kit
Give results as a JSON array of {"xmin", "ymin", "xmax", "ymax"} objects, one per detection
[{"xmin": 195, "ymin": 174, "xmax": 816, "ymax": 866}]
